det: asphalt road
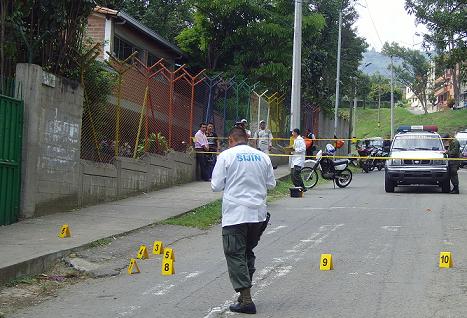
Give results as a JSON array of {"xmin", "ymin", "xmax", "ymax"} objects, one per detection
[{"xmin": 11, "ymin": 170, "xmax": 467, "ymax": 318}]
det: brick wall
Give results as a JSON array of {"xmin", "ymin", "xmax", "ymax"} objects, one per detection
[{"xmin": 86, "ymin": 14, "xmax": 106, "ymax": 59}]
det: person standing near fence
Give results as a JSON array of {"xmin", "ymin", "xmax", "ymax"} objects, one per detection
[
  {"xmin": 211, "ymin": 126, "xmax": 276, "ymax": 314},
  {"xmin": 290, "ymin": 128, "xmax": 306, "ymax": 190},
  {"xmin": 253, "ymin": 120, "xmax": 273, "ymax": 154},
  {"xmin": 206, "ymin": 122, "xmax": 220, "ymax": 178},
  {"xmin": 304, "ymin": 128, "xmax": 316, "ymax": 158},
  {"xmin": 194, "ymin": 122, "xmax": 210, "ymax": 181}
]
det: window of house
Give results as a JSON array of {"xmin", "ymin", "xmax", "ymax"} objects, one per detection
[
  {"xmin": 113, "ymin": 36, "xmax": 143, "ymax": 61},
  {"xmin": 147, "ymin": 53, "xmax": 160, "ymax": 67}
]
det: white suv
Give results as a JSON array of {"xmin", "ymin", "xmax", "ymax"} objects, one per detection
[{"xmin": 385, "ymin": 126, "xmax": 449, "ymax": 193}]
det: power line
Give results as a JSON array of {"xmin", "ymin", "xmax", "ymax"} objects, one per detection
[{"xmin": 363, "ymin": 0, "xmax": 384, "ymax": 48}]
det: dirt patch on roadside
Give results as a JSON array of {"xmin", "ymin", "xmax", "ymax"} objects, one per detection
[{"xmin": 0, "ymin": 261, "xmax": 86, "ymax": 317}]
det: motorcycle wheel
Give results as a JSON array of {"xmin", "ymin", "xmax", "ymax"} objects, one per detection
[
  {"xmin": 300, "ymin": 167, "xmax": 319, "ymax": 189},
  {"xmin": 335, "ymin": 168, "xmax": 352, "ymax": 188},
  {"xmin": 362, "ymin": 162, "xmax": 370, "ymax": 173}
]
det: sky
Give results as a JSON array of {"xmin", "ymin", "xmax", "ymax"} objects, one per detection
[{"xmin": 354, "ymin": 0, "xmax": 428, "ymax": 52}]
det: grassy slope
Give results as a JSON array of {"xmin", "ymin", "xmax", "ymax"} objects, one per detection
[
  {"xmin": 352, "ymin": 108, "xmax": 467, "ymax": 138},
  {"xmin": 162, "ymin": 179, "xmax": 294, "ymax": 230}
]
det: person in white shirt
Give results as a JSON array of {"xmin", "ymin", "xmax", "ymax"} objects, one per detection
[
  {"xmin": 253, "ymin": 120, "xmax": 273, "ymax": 154},
  {"xmin": 290, "ymin": 128, "xmax": 306, "ymax": 190},
  {"xmin": 211, "ymin": 126, "xmax": 276, "ymax": 314},
  {"xmin": 194, "ymin": 122, "xmax": 210, "ymax": 181}
]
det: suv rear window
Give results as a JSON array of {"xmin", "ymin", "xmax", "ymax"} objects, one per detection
[{"xmin": 392, "ymin": 135, "xmax": 443, "ymax": 151}]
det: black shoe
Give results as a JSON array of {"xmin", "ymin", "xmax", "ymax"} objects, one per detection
[
  {"xmin": 450, "ymin": 188, "xmax": 459, "ymax": 194},
  {"xmin": 302, "ymin": 187, "xmax": 307, "ymax": 192},
  {"xmin": 229, "ymin": 302, "xmax": 257, "ymax": 314}
]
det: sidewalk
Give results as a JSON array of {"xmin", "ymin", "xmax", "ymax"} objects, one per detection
[{"xmin": 0, "ymin": 165, "xmax": 290, "ymax": 284}]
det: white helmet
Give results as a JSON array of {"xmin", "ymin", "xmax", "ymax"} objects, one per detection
[{"xmin": 325, "ymin": 144, "xmax": 335, "ymax": 154}]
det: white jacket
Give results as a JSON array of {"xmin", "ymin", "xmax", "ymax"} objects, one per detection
[
  {"xmin": 211, "ymin": 144, "xmax": 276, "ymax": 227},
  {"xmin": 253, "ymin": 129, "xmax": 273, "ymax": 153},
  {"xmin": 289, "ymin": 136, "xmax": 306, "ymax": 168}
]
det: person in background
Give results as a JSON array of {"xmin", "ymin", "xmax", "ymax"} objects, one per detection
[
  {"xmin": 444, "ymin": 133, "xmax": 460, "ymax": 194},
  {"xmin": 241, "ymin": 119, "xmax": 251, "ymax": 138},
  {"xmin": 304, "ymin": 128, "xmax": 316, "ymax": 158},
  {"xmin": 383, "ymin": 135, "xmax": 392, "ymax": 153},
  {"xmin": 194, "ymin": 122, "xmax": 210, "ymax": 181},
  {"xmin": 206, "ymin": 122, "xmax": 221, "ymax": 177},
  {"xmin": 253, "ymin": 120, "xmax": 273, "ymax": 154},
  {"xmin": 290, "ymin": 128, "xmax": 306, "ymax": 190},
  {"xmin": 211, "ymin": 126, "xmax": 276, "ymax": 314}
]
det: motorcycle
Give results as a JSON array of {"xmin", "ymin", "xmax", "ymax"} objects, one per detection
[
  {"xmin": 301, "ymin": 149, "xmax": 353, "ymax": 189},
  {"xmin": 374, "ymin": 147, "xmax": 389, "ymax": 171},
  {"xmin": 358, "ymin": 146, "xmax": 388, "ymax": 173}
]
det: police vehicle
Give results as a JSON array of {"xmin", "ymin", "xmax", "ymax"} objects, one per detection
[{"xmin": 385, "ymin": 125, "xmax": 449, "ymax": 193}]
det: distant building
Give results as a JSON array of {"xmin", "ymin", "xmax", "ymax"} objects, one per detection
[
  {"xmin": 433, "ymin": 64, "xmax": 466, "ymax": 110},
  {"xmin": 404, "ymin": 61, "xmax": 436, "ymax": 112}
]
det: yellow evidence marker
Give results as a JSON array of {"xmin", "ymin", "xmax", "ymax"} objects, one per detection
[
  {"xmin": 58, "ymin": 224, "xmax": 71, "ymax": 238},
  {"xmin": 137, "ymin": 245, "xmax": 149, "ymax": 260},
  {"xmin": 439, "ymin": 252, "xmax": 453, "ymax": 268},
  {"xmin": 161, "ymin": 258, "xmax": 175, "ymax": 276},
  {"xmin": 320, "ymin": 254, "xmax": 333, "ymax": 271},
  {"xmin": 128, "ymin": 258, "xmax": 140, "ymax": 274},
  {"xmin": 153, "ymin": 241, "xmax": 164, "ymax": 255},
  {"xmin": 163, "ymin": 247, "xmax": 175, "ymax": 261}
]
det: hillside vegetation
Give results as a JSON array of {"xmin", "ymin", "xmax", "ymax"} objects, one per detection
[{"xmin": 353, "ymin": 108, "xmax": 467, "ymax": 138}]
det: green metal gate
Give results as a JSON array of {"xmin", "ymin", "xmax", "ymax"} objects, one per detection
[{"xmin": 0, "ymin": 94, "xmax": 23, "ymax": 225}]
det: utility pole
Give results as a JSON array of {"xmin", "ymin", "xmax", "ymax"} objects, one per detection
[
  {"xmin": 390, "ymin": 56, "xmax": 394, "ymax": 139},
  {"xmin": 352, "ymin": 85, "xmax": 357, "ymax": 138},
  {"xmin": 377, "ymin": 82, "xmax": 381, "ymax": 128},
  {"xmin": 333, "ymin": 9, "xmax": 343, "ymax": 137},
  {"xmin": 290, "ymin": 0, "xmax": 302, "ymax": 131}
]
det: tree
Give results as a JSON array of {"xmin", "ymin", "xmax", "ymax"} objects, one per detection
[
  {"xmin": 176, "ymin": 0, "xmax": 326, "ymax": 93},
  {"xmin": 3, "ymin": 0, "xmax": 95, "ymax": 79},
  {"xmin": 95, "ymin": 0, "xmax": 191, "ymax": 43},
  {"xmin": 367, "ymin": 74, "xmax": 402, "ymax": 103},
  {"xmin": 405, "ymin": 0, "xmax": 467, "ymax": 108},
  {"xmin": 302, "ymin": 0, "xmax": 367, "ymax": 114},
  {"xmin": 382, "ymin": 42, "xmax": 432, "ymax": 114}
]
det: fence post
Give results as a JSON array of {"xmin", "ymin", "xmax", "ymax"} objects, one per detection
[{"xmin": 105, "ymin": 51, "xmax": 138, "ymax": 157}]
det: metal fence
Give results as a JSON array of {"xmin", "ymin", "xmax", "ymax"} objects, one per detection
[
  {"xmin": 79, "ymin": 48, "xmax": 289, "ymax": 162},
  {"xmin": 0, "ymin": 94, "xmax": 23, "ymax": 225}
]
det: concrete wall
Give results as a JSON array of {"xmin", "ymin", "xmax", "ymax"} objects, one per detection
[
  {"xmin": 17, "ymin": 64, "xmax": 83, "ymax": 217},
  {"xmin": 16, "ymin": 64, "xmax": 196, "ymax": 218},
  {"xmin": 80, "ymin": 152, "xmax": 194, "ymax": 207},
  {"xmin": 316, "ymin": 111, "xmax": 351, "ymax": 155}
]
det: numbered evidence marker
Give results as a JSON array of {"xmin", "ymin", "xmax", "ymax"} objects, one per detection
[
  {"xmin": 320, "ymin": 254, "xmax": 333, "ymax": 271},
  {"xmin": 439, "ymin": 252, "xmax": 453, "ymax": 268},
  {"xmin": 58, "ymin": 224, "xmax": 71, "ymax": 238},
  {"xmin": 163, "ymin": 247, "xmax": 175, "ymax": 261},
  {"xmin": 137, "ymin": 245, "xmax": 149, "ymax": 260},
  {"xmin": 128, "ymin": 258, "xmax": 140, "ymax": 275},
  {"xmin": 152, "ymin": 241, "xmax": 164, "ymax": 255},
  {"xmin": 161, "ymin": 258, "xmax": 175, "ymax": 275}
]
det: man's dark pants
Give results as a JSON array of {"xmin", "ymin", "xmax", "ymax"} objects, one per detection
[
  {"xmin": 195, "ymin": 149, "xmax": 209, "ymax": 181},
  {"xmin": 449, "ymin": 162, "xmax": 459, "ymax": 188},
  {"xmin": 222, "ymin": 216, "xmax": 269, "ymax": 292},
  {"xmin": 291, "ymin": 165, "xmax": 305, "ymax": 188}
]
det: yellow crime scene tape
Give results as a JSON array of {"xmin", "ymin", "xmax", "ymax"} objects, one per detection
[
  {"xmin": 199, "ymin": 136, "xmax": 458, "ymax": 141},
  {"xmin": 193, "ymin": 151, "xmax": 465, "ymax": 161}
]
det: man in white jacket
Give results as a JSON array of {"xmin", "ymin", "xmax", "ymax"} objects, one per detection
[
  {"xmin": 290, "ymin": 128, "xmax": 306, "ymax": 190},
  {"xmin": 211, "ymin": 126, "xmax": 276, "ymax": 314}
]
